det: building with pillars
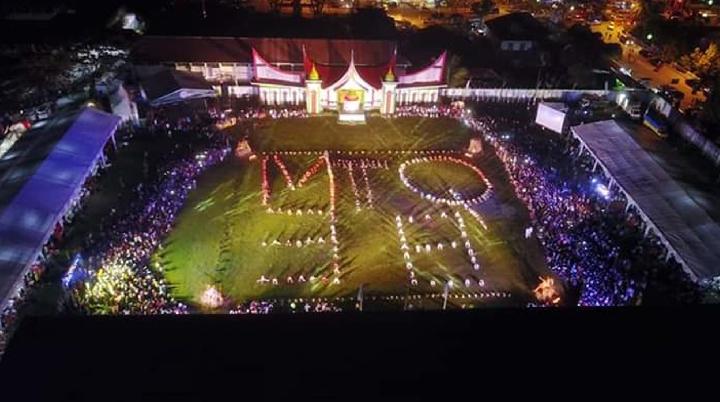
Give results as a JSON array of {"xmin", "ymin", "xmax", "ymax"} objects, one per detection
[
  {"xmin": 252, "ymin": 44, "xmax": 446, "ymax": 122},
  {"xmin": 132, "ymin": 36, "xmax": 447, "ymax": 117}
]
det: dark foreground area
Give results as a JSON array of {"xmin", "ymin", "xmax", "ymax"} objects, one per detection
[{"xmin": 1, "ymin": 307, "xmax": 717, "ymax": 399}]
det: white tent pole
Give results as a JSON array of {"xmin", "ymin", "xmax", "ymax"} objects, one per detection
[{"xmin": 111, "ymin": 131, "xmax": 117, "ymax": 151}]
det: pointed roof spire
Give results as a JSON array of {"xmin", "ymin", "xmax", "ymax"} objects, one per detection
[
  {"xmin": 344, "ymin": 48, "xmax": 359, "ymax": 78},
  {"xmin": 308, "ymin": 63, "xmax": 320, "ymax": 81},
  {"xmin": 384, "ymin": 46, "xmax": 397, "ymax": 82},
  {"xmin": 384, "ymin": 66, "xmax": 395, "ymax": 82}
]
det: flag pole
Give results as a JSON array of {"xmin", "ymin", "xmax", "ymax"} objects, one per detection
[
  {"xmin": 357, "ymin": 284, "xmax": 364, "ymax": 312},
  {"xmin": 443, "ymin": 281, "xmax": 450, "ymax": 310}
]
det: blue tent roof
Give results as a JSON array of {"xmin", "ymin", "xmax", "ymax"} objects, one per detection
[{"xmin": 0, "ymin": 107, "xmax": 120, "ymax": 314}]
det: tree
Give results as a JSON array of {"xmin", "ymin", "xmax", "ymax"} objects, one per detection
[
  {"xmin": 471, "ymin": 0, "xmax": 494, "ymax": 18},
  {"xmin": 268, "ymin": 0, "xmax": 282, "ymax": 12},
  {"xmin": 633, "ymin": 0, "xmax": 694, "ymax": 61},
  {"xmin": 446, "ymin": 54, "xmax": 468, "ymax": 87},
  {"xmin": 560, "ymin": 25, "xmax": 619, "ymax": 67},
  {"xmin": 558, "ymin": 25, "xmax": 621, "ymax": 88},
  {"xmin": 567, "ymin": 63, "xmax": 596, "ymax": 88},
  {"xmin": 698, "ymin": 77, "xmax": 720, "ymax": 136},
  {"xmin": 680, "ymin": 43, "xmax": 720, "ymax": 78},
  {"xmin": 448, "ymin": 0, "xmax": 470, "ymax": 13},
  {"xmin": 310, "ymin": 0, "xmax": 326, "ymax": 16},
  {"xmin": 449, "ymin": 66, "xmax": 469, "ymax": 87}
]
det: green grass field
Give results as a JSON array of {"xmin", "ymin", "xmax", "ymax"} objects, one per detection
[
  {"xmin": 247, "ymin": 116, "xmax": 472, "ymax": 152},
  {"xmin": 155, "ymin": 116, "xmax": 550, "ymax": 310},
  {"xmin": 404, "ymin": 160, "xmax": 489, "ymax": 198}
]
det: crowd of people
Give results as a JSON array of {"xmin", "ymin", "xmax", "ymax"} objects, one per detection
[
  {"xmin": 394, "ymin": 104, "xmax": 467, "ymax": 119},
  {"xmin": 216, "ymin": 106, "xmax": 309, "ymax": 123},
  {"xmin": 393, "ymin": 101, "xmax": 702, "ymax": 305},
  {"xmin": 69, "ymin": 130, "xmax": 230, "ymax": 314},
  {"xmin": 0, "ymin": 264, "xmax": 47, "ymax": 339},
  {"xmin": 229, "ymin": 299, "xmax": 343, "ymax": 314},
  {"xmin": 466, "ymin": 101, "xmax": 700, "ymax": 306},
  {"xmin": 3, "ymin": 98, "xmax": 707, "ymax": 348}
]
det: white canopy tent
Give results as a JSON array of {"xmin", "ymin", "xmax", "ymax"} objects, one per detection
[
  {"xmin": 141, "ymin": 69, "xmax": 216, "ymax": 107},
  {"xmin": 0, "ymin": 108, "xmax": 121, "ymax": 321},
  {"xmin": 571, "ymin": 120, "xmax": 720, "ymax": 281}
]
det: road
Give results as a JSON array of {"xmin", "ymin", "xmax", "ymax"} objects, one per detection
[
  {"xmin": 591, "ymin": 21, "xmax": 704, "ymax": 109},
  {"xmin": 245, "ymin": 1, "xmax": 703, "ymax": 108},
  {"xmin": 387, "ymin": 4, "xmax": 511, "ymax": 28},
  {"xmin": 246, "ymin": 0, "xmax": 509, "ymax": 29}
]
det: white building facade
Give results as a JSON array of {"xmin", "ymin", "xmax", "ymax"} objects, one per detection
[{"xmin": 133, "ymin": 37, "xmax": 446, "ymax": 116}]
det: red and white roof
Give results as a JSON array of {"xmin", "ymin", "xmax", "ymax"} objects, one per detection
[
  {"xmin": 252, "ymin": 48, "xmax": 304, "ymax": 86},
  {"xmin": 251, "ymin": 47, "xmax": 446, "ymax": 89},
  {"xmin": 324, "ymin": 51, "xmax": 377, "ymax": 92},
  {"xmin": 397, "ymin": 51, "xmax": 446, "ymax": 88}
]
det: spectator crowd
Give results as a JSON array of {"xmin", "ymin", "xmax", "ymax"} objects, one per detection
[
  {"xmin": 229, "ymin": 299, "xmax": 342, "ymax": 314},
  {"xmin": 470, "ymin": 101, "xmax": 700, "ymax": 306},
  {"xmin": 392, "ymin": 101, "xmax": 701, "ymax": 306},
  {"xmin": 69, "ymin": 135, "xmax": 229, "ymax": 314},
  {"xmin": 3, "ymin": 99, "xmax": 706, "ymax": 355}
]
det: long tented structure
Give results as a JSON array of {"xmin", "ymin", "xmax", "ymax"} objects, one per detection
[
  {"xmin": 571, "ymin": 120, "xmax": 720, "ymax": 281},
  {"xmin": 141, "ymin": 69, "xmax": 216, "ymax": 107},
  {"xmin": 0, "ymin": 107, "xmax": 121, "ymax": 318}
]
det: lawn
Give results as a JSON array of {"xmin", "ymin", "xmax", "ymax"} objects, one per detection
[
  {"xmin": 156, "ymin": 117, "xmax": 550, "ymax": 310},
  {"xmin": 403, "ymin": 160, "xmax": 489, "ymax": 199},
  {"xmin": 247, "ymin": 115, "xmax": 472, "ymax": 152}
]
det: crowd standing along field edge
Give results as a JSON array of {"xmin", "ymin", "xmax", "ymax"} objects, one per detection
[{"xmin": 155, "ymin": 116, "xmax": 552, "ymax": 310}]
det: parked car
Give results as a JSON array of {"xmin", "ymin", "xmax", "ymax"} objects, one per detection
[
  {"xmin": 643, "ymin": 109, "xmax": 669, "ymax": 138},
  {"xmin": 29, "ymin": 105, "xmax": 52, "ymax": 120},
  {"xmin": 660, "ymin": 86, "xmax": 684, "ymax": 104},
  {"xmin": 626, "ymin": 103, "xmax": 643, "ymax": 120}
]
